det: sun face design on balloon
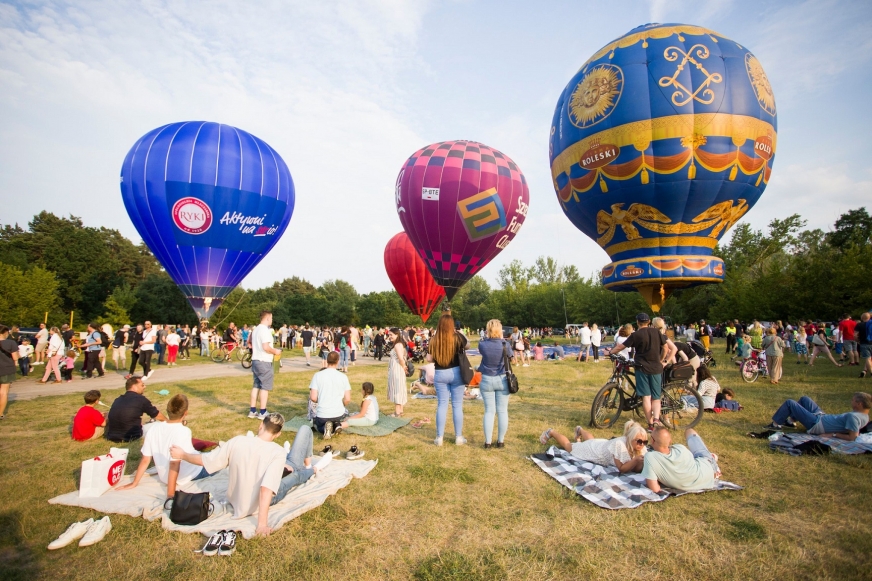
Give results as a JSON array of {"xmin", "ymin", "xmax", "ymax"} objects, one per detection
[
  {"xmin": 569, "ymin": 64, "xmax": 623, "ymax": 128},
  {"xmin": 745, "ymin": 53, "xmax": 776, "ymax": 116}
]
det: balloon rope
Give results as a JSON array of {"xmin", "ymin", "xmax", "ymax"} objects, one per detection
[{"xmin": 210, "ymin": 289, "xmax": 248, "ymax": 328}]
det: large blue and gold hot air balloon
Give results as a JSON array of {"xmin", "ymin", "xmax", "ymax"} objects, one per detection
[
  {"xmin": 120, "ymin": 122, "xmax": 295, "ymax": 320},
  {"xmin": 550, "ymin": 23, "xmax": 777, "ymax": 311}
]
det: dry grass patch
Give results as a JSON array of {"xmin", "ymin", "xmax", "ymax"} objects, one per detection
[{"xmin": 1, "ymin": 339, "xmax": 871, "ymax": 580}]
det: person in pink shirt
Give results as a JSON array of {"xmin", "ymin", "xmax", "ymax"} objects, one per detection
[{"xmin": 533, "ymin": 342, "xmax": 545, "ymax": 361}]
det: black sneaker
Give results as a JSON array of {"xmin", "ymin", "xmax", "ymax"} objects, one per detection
[
  {"xmin": 495, "ymin": 442, "xmax": 505, "ymax": 449},
  {"xmin": 218, "ymin": 530, "xmax": 236, "ymax": 556},
  {"xmin": 860, "ymin": 371, "xmax": 867, "ymax": 379},
  {"xmin": 765, "ymin": 422, "xmax": 782, "ymax": 430},
  {"xmin": 332, "ymin": 422, "xmax": 343, "ymax": 436},
  {"xmin": 322, "ymin": 422, "xmax": 333, "ymax": 440},
  {"xmin": 784, "ymin": 419, "xmax": 797, "ymax": 428},
  {"xmin": 201, "ymin": 530, "xmax": 224, "ymax": 556},
  {"xmin": 483, "ymin": 443, "xmax": 492, "ymax": 449}
]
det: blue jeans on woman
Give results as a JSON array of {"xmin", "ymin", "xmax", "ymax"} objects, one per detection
[
  {"xmin": 480, "ymin": 374, "xmax": 509, "ymax": 444},
  {"xmin": 272, "ymin": 425, "xmax": 315, "ymax": 504},
  {"xmin": 434, "ymin": 366, "xmax": 465, "ymax": 439},
  {"xmin": 340, "ymin": 348, "xmax": 350, "ymax": 369}
]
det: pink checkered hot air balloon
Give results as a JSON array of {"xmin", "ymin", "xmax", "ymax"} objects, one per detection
[{"xmin": 394, "ymin": 140, "xmax": 529, "ymax": 300}]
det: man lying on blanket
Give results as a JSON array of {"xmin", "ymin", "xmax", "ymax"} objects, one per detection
[
  {"xmin": 642, "ymin": 427, "xmax": 722, "ymax": 493},
  {"xmin": 170, "ymin": 413, "xmax": 329, "ymax": 536},
  {"xmin": 766, "ymin": 392, "xmax": 871, "ymax": 441}
]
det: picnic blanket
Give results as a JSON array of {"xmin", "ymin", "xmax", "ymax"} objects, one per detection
[
  {"xmin": 530, "ymin": 446, "xmax": 742, "ymax": 510},
  {"xmin": 281, "ymin": 414, "xmax": 411, "ymax": 437},
  {"xmin": 49, "ymin": 458, "xmax": 377, "ymax": 539},
  {"xmin": 768, "ymin": 432, "xmax": 872, "ymax": 456}
]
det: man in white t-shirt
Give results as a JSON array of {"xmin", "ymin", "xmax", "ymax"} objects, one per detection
[
  {"xmin": 310, "ymin": 351, "xmax": 351, "ymax": 439},
  {"xmin": 171, "ymin": 412, "xmax": 330, "ymax": 536},
  {"xmin": 34, "ymin": 323, "xmax": 49, "ymax": 365},
  {"xmin": 139, "ymin": 321, "xmax": 157, "ymax": 380},
  {"xmin": 249, "ymin": 311, "xmax": 283, "ymax": 420},
  {"xmin": 118, "ymin": 394, "xmax": 209, "ymax": 498},
  {"xmin": 578, "ymin": 322, "xmax": 592, "ymax": 361}
]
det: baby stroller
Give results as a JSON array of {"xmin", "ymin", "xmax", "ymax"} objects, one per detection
[{"xmin": 689, "ymin": 340, "xmax": 716, "ymax": 368}]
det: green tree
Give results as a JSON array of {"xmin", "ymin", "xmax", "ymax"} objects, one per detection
[
  {"xmin": 0, "ymin": 264, "xmax": 59, "ymax": 326},
  {"xmin": 129, "ymin": 273, "xmax": 197, "ymax": 326},
  {"xmin": 97, "ymin": 296, "xmax": 131, "ymax": 327}
]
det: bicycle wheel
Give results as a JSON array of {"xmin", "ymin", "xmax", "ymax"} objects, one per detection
[
  {"xmin": 741, "ymin": 360, "xmax": 759, "ymax": 383},
  {"xmin": 590, "ymin": 382, "xmax": 624, "ymax": 428},
  {"xmin": 660, "ymin": 382, "xmax": 703, "ymax": 429},
  {"xmin": 234, "ymin": 346, "xmax": 246, "ymax": 361},
  {"xmin": 210, "ymin": 347, "xmax": 226, "ymax": 363},
  {"xmin": 241, "ymin": 352, "xmax": 252, "ymax": 369}
]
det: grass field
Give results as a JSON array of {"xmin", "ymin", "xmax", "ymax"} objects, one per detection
[{"xmin": 1, "ymin": 339, "xmax": 870, "ymax": 581}]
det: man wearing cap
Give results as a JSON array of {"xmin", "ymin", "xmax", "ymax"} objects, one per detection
[
  {"xmin": 608, "ymin": 313, "xmax": 668, "ymax": 429},
  {"xmin": 112, "ymin": 325, "xmax": 129, "ymax": 371}
]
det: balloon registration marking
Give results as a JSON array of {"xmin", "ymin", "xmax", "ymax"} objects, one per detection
[{"xmin": 658, "ymin": 44, "xmax": 723, "ymax": 107}]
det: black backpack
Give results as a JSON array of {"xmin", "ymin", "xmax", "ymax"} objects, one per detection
[{"xmin": 99, "ymin": 331, "xmax": 110, "ymax": 348}]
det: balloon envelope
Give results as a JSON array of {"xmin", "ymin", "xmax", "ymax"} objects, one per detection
[
  {"xmin": 550, "ymin": 23, "xmax": 777, "ymax": 310},
  {"xmin": 120, "ymin": 121, "xmax": 294, "ymax": 319},
  {"xmin": 384, "ymin": 232, "xmax": 446, "ymax": 323},
  {"xmin": 395, "ymin": 140, "xmax": 529, "ymax": 299}
]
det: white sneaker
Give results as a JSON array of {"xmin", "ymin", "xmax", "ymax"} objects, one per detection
[
  {"xmin": 79, "ymin": 516, "xmax": 111, "ymax": 547},
  {"xmin": 257, "ymin": 411, "xmax": 269, "ymax": 420},
  {"xmin": 522, "ymin": 364, "xmax": 530, "ymax": 367},
  {"xmin": 434, "ymin": 437, "xmax": 443, "ymax": 446},
  {"xmin": 146, "ymin": 370, "xmax": 155, "ymax": 379},
  {"xmin": 247, "ymin": 411, "xmax": 259, "ymax": 419},
  {"xmin": 455, "ymin": 436, "xmax": 467, "ymax": 446},
  {"xmin": 48, "ymin": 518, "xmax": 93, "ymax": 549}
]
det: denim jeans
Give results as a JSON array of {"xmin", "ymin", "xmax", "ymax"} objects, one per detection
[
  {"xmin": 686, "ymin": 433, "xmax": 720, "ymax": 477},
  {"xmin": 479, "ymin": 374, "xmax": 509, "ymax": 444},
  {"xmin": 272, "ymin": 425, "xmax": 315, "ymax": 504},
  {"xmin": 340, "ymin": 348, "xmax": 350, "ymax": 368},
  {"xmin": 434, "ymin": 367, "xmax": 465, "ymax": 439},
  {"xmin": 772, "ymin": 396, "xmax": 824, "ymax": 430}
]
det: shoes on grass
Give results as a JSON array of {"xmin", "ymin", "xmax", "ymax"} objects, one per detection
[
  {"xmin": 218, "ymin": 530, "xmax": 236, "ymax": 556},
  {"xmin": 332, "ymin": 422, "xmax": 343, "ymax": 436},
  {"xmin": 79, "ymin": 516, "xmax": 111, "ymax": 547},
  {"xmin": 256, "ymin": 411, "xmax": 269, "ymax": 420},
  {"xmin": 455, "ymin": 436, "xmax": 467, "ymax": 446},
  {"xmin": 765, "ymin": 421, "xmax": 782, "ymax": 430},
  {"xmin": 248, "ymin": 411, "xmax": 259, "ymax": 419},
  {"xmin": 321, "ymin": 445, "xmax": 341, "ymax": 457},
  {"xmin": 322, "ymin": 422, "xmax": 334, "ymax": 440},
  {"xmin": 48, "ymin": 518, "xmax": 93, "ymax": 549},
  {"xmin": 346, "ymin": 445, "xmax": 365, "ymax": 460},
  {"xmin": 434, "ymin": 436, "xmax": 443, "ymax": 446},
  {"xmin": 201, "ymin": 530, "xmax": 224, "ymax": 556}
]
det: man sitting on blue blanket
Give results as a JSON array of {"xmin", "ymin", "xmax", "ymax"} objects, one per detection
[{"xmin": 766, "ymin": 392, "xmax": 871, "ymax": 441}]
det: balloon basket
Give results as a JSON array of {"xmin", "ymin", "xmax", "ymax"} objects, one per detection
[{"xmin": 601, "ymin": 255, "xmax": 726, "ymax": 311}]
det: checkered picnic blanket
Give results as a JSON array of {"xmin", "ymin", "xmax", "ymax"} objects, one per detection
[
  {"xmin": 768, "ymin": 433, "xmax": 872, "ymax": 456},
  {"xmin": 530, "ymin": 446, "xmax": 742, "ymax": 510}
]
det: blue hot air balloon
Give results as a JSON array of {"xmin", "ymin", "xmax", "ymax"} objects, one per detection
[
  {"xmin": 120, "ymin": 122, "xmax": 294, "ymax": 320},
  {"xmin": 550, "ymin": 23, "xmax": 777, "ymax": 311}
]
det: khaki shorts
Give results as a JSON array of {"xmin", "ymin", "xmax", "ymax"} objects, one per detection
[{"xmin": 36, "ymin": 341, "xmax": 48, "ymax": 353}]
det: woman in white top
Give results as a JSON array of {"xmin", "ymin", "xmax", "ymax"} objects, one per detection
[
  {"xmin": 614, "ymin": 324, "xmax": 633, "ymax": 360},
  {"xmin": 539, "ymin": 420, "xmax": 647, "ymax": 472},
  {"xmin": 165, "ymin": 327, "xmax": 181, "ymax": 367},
  {"xmin": 39, "ymin": 327, "xmax": 65, "ymax": 383},
  {"xmin": 695, "ymin": 365, "xmax": 720, "ymax": 410},
  {"xmin": 339, "ymin": 382, "xmax": 379, "ymax": 428},
  {"xmin": 591, "ymin": 324, "xmax": 603, "ymax": 362}
]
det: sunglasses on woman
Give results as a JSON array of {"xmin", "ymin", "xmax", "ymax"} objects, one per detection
[{"xmin": 634, "ymin": 439, "xmax": 648, "ymax": 446}]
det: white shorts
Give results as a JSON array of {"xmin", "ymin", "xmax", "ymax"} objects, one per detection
[{"xmin": 303, "ymin": 346, "xmax": 311, "ymax": 355}]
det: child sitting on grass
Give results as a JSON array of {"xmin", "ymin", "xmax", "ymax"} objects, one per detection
[
  {"xmin": 72, "ymin": 390, "xmax": 106, "ymax": 441},
  {"xmin": 337, "ymin": 382, "xmax": 379, "ymax": 429}
]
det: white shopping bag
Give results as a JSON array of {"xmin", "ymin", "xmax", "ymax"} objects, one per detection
[{"xmin": 79, "ymin": 447, "xmax": 129, "ymax": 498}]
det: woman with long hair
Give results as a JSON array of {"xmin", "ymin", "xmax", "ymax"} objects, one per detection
[
  {"xmin": 386, "ymin": 328, "xmax": 408, "ymax": 417},
  {"xmin": 430, "ymin": 313, "xmax": 468, "ymax": 446},
  {"xmin": 39, "ymin": 327, "xmax": 64, "ymax": 384},
  {"xmin": 591, "ymin": 323, "xmax": 602, "ymax": 362}
]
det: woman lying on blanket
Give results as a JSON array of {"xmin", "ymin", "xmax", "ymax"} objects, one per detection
[
  {"xmin": 539, "ymin": 420, "xmax": 647, "ymax": 473},
  {"xmin": 337, "ymin": 382, "xmax": 380, "ymax": 430}
]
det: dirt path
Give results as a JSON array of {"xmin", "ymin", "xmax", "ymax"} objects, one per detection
[{"xmin": 9, "ymin": 356, "xmax": 387, "ymax": 401}]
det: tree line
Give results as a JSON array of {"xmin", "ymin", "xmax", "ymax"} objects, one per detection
[{"xmin": 1, "ymin": 208, "xmax": 869, "ymax": 331}]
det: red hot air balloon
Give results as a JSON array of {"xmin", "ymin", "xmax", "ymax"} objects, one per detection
[{"xmin": 384, "ymin": 232, "xmax": 446, "ymax": 323}]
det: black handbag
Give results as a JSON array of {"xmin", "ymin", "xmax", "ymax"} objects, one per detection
[
  {"xmin": 164, "ymin": 490, "xmax": 211, "ymax": 526},
  {"xmin": 665, "ymin": 361, "xmax": 694, "ymax": 382},
  {"xmin": 503, "ymin": 344, "xmax": 519, "ymax": 394},
  {"xmin": 457, "ymin": 335, "xmax": 475, "ymax": 385},
  {"xmin": 405, "ymin": 359, "xmax": 416, "ymax": 377}
]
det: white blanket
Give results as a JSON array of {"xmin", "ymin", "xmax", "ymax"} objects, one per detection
[{"xmin": 49, "ymin": 459, "xmax": 377, "ymax": 539}]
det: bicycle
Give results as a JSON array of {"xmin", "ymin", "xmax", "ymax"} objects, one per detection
[
  {"xmin": 590, "ymin": 355, "xmax": 704, "ymax": 430},
  {"xmin": 211, "ymin": 341, "xmax": 249, "ymax": 364},
  {"xmin": 739, "ymin": 349, "xmax": 769, "ymax": 382}
]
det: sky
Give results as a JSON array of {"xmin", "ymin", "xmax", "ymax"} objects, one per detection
[{"xmin": 1, "ymin": 0, "xmax": 871, "ymax": 293}]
